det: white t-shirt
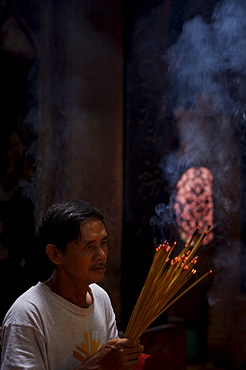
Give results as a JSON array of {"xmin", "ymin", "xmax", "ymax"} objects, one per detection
[{"xmin": 1, "ymin": 282, "xmax": 118, "ymax": 370}]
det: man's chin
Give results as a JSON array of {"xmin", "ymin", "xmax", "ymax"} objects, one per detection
[{"xmin": 89, "ymin": 269, "xmax": 106, "ymax": 283}]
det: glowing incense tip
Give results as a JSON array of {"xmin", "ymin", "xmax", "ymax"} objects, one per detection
[{"xmin": 191, "ymin": 256, "xmax": 198, "ymax": 264}]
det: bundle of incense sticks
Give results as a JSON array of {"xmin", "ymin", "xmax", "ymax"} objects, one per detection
[{"xmin": 125, "ymin": 227, "xmax": 212, "ymax": 339}]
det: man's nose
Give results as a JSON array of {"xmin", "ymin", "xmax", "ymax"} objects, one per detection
[{"xmin": 94, "ymin": 244, "xmax": 107, "ymax": 259}]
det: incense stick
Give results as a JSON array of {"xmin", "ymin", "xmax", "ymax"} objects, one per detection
[{"xmin": 125, "ymin": 228, "xmax": 212, "ymax": 339}]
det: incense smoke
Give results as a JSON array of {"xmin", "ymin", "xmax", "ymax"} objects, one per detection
[
  {"xmin": 166, "ymin": 0, "xmax": 246, "ymax": 116},
  {"xmin": 148, "ymin": 0, "xmax": 246, "ymax": 246}
]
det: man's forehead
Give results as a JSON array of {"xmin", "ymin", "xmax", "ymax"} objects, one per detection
[
  {"xmin": 80, "ymin": 218, "xmax": 105, "ymax": 228},
  {"xmin": 79, "ymin": 219, "xmax": 107, "ymax": 239}
]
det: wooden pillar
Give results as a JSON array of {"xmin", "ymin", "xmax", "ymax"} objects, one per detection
[{"xmin": 37, "ymin": 0, "xmax": 123, "ymax": 322}]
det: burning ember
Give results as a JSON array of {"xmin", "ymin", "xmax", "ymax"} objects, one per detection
[{"xmin": 125, "ymin": 226, "xmax": 212, "ymax": 339}]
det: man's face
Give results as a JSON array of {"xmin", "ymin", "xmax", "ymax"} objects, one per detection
[{"xmin": 59, "ymin": 218, "xmax": 108, "ymax": 286}]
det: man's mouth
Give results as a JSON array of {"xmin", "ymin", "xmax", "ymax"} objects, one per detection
[{"xmin": 90, "ymin": 263, "xmax": 106, "ymax": 271}]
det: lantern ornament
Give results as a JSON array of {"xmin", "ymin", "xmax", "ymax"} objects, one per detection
[{"xmin": 174, "ymin": 166, "xmax": 214, "ymax": 244}]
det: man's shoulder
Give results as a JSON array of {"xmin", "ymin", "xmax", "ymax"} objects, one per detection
[
  {"xmin": 90, "ymin": 283, "xmax": 110, "ymax": 301},
  {"xmin": 2, "ymin": 282, "xmax": 46, "ymax": 325},
  {"xmin": 90, "ymin": 283, "xmax": 107, "ymax": 294},
  {"xmin": 12, "ymin": 282, "xmax": 44, "ymax": 306}
]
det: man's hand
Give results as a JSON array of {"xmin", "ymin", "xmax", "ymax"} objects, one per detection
[
  {"xmin": 75, "ymin": 337, "xmax": 144, "ymax": 370},
  {"xmin": 102, "ymin": 338, "xmax": 144, "ymax": 369}
]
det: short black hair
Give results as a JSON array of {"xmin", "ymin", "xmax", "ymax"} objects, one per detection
[{"xmin": 38, "ymin": 199, "xmax": 106, "ymax": 253}]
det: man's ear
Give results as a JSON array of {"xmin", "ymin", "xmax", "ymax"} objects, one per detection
[{"xmin": 46, "ymin": 244, "xmax": 62, "ymax": 265}]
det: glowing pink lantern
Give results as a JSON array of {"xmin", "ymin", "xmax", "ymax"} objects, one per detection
[{"xmin": 174, "ymin": 167, "xmax": 214, "ymax": 244}]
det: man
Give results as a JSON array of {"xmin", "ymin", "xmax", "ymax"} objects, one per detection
[{"xmin": 1, "ymin": 200, "xmax": 144, "ymax": 369}]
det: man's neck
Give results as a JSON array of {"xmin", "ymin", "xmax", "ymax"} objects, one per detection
[{"xmin": 44, "ymin": 270, "xmax": 93, "ymax": 308}]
